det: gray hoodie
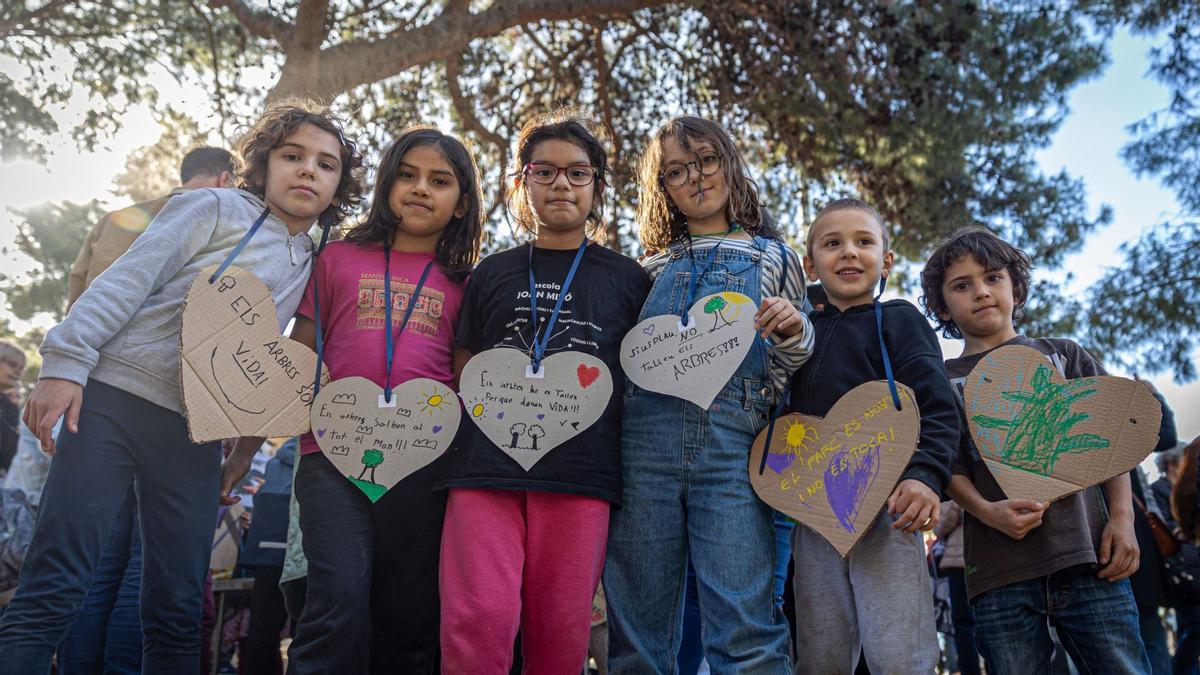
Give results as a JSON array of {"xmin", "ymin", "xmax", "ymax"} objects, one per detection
[{"xmin": 40, "ymin": 188, "xmax": 315, "ymax": 413}]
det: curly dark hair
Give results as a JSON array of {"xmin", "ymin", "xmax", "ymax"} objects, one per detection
[
  {"xmin": 343, "ymin": 126, "xmax": 483, "ymax": 281},
  {"xmin": 636, "ymin": 116, "xmax": 779, "ymax": 252},
  {"xmin": 506, "ymin": 110, "xmax": 610, "ymax": 242},
  {"xmin": 235, "ymin": 98, "xmax": 365, "ymax": 229},
  {"xmin": 920, "ymin": 226, "xmax": 1032, "ymax": 339}
]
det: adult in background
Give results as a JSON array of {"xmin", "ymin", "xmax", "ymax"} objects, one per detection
[
  {"xmin": 0, "ymin": 341, "xmax": 26, "ymax": 475},
  {"xmin": 1155, "ymin": 446, "xmax": 1200, "ymax": 675},
  {"xmin": 56, "ymin": 147, "xmax": 234, "ymax": 675},
  {"xmin": 935, "ymin": 500, "xmax": 982, "ymax": 675}
]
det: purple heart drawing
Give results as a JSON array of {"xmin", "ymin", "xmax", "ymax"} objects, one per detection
[
  {"xmin": 316, "ymin": 428, "xmax": 326, "ymax": 438},
  {"xmin": 765, "ymin": 451, "xmax": 794, "ymax": 474},
  {"xmin": 642, "ymin": 324, "xmax": 655, "ymax": 336},
  {"xmin": 537, "ymin": 414, "xmax": 545, "ymax": 420},
  {"xmin": 432, "ymin": 425, "xmax": 442, "ymax": 433},
  {"xmin": 497, "ymin": 411, "xmax": 504, "ymax": 420},
  {"xmin": 824, "ymin": 445, "xmax": 881, "ymax": 533}
]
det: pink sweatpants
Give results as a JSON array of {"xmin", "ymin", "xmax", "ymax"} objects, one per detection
[{"xmin": 439, "ymin": 487, "xmax": 610, "ymax": 675}]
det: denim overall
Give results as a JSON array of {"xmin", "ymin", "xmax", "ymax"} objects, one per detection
[{"xmin": 605, "ymin": 236, "xmax": 792, "ymax": 673}]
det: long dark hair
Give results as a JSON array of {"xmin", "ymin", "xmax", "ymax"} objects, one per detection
[
  {"xmin": 506, "ymin": 110, "xmax": 610, "ymax": 242},
  {"xmin": 344, "ymin": 126, "xmax": 483, "ymax": 280},
  {"xmin": 636, "ymin": 115, "xmax": 779, "ymax": 251}
]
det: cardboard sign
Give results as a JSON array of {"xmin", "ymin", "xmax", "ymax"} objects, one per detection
[
  {"xmin": 181, "ymin": 265, "xmax": 326, "ymax": 442},
  {"xmin": 459, "ymin": 348, "xmax": 612, "ymax": 471},
  {"xmin": 748, "ymin": 381, "xmax": 918, "ymax": 557},
  {"xmin": 963, "ymin": 344, "xmax": 1162, "ymax": 503},
  {"xmin": 311, "ymin": 376, "xmax": 461, "ymax": 502},
  {"xmin": 620, "ymin": 291, "xmax": 757, "ymax": 409}
]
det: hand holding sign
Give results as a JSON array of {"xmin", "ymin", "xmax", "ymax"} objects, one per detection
[
  {"xmin": 963, "ymin": 344, "xmax": 1162, "ymax": 504},
  {"xmin": 620, "ymin": 292, "xmax": 757, "ymax": 409},
  {"xmin": 181, "ymin": 264, "xmax": 326, "ymax": 442},
  {"xmin": 748, "ymin": 381, "xmax": 918, "ymax": 557}
]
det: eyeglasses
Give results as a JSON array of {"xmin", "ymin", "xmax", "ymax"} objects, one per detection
[
  {"xmin": 660, "ymin": 152, "xmax": 722, "ymax": 188},
  {"xmin": 523, "ymin": 162, "xmax": 598, "ymax": 187}
]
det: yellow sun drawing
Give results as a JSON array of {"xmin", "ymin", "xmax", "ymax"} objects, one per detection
[
  {"xmin": 470, "ymin": 402, "xmax": 485, "ymax": 418},
  {"xmin": 717, "ymin": 292, "xmax": 752, "ymax": 320},
  {"xmin": 418, "ymin": 390, "xmax": 450, "ymax": 415},
  {"xmin": 779, "ymin": 419, "xmax": 818, "ymax": 457}
]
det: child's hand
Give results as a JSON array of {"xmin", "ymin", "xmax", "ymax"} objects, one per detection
[
  {"xmin": 218, "ymin": 438, "xmax": 258, "ymax": 506},
  {"xmin": 1097, "ymin": 513, "xmax": 1139, "ymax": 581},
  {"xmin": 755, "ymin": 296, "xmax": 803, "ymax": 339},
  {"xmin": 981, "ymin": 499, "xmax": 1047, "ymax": 540},
  {"xmin": 22, "ymin": 378, "xmax": 84, "ymax": 455},
  {"xmin": 887, "ymin": 479, "xmax": 939, "ymax": 534}
]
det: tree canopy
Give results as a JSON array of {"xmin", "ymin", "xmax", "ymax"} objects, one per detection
[{"xmin": 1, "ymin": 0, "xmax": 1197, "ymax": 379}]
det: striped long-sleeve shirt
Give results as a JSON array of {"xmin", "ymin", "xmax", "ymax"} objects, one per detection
[{"xmin": 641, "ymin": 237, "xmax": 814, "ymax": 397}]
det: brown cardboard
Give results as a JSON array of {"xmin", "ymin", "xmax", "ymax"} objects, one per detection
[
  {"xmin": 963, "ymin": 344, "xmax": 1163, "ymax": 504},
  {"xmin": 620, "ymin": 291, "xmax": 757, "ymax": 409},
  {"xmin": 180, "ymin": 264, "xmax": 326, "ymax": 442},
  {"xmin": 748, "ymin": 381, "xmax": 919, "ymax": 557},
  {"xmin": 459, "ymin": 347, "xmax": 612, "ymax": 471},
  {"xmin": 310, "ymin": 376, "xmax": 461, "ymax": 502}
]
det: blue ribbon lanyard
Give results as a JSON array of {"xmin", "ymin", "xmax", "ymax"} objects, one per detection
[
  {"xmin": 873, "ymin": 276, "xmax": 903, "ymax": 411},
  {"xmin": 527, "ymin": 238, "xmax": 588, "ymax": 375},
  {"xmin": 207, "ymin": 207, "xmax": 272, "ymax": 283},
  {"xmin": 680, "ymin": 227, "xmax": 734, "ymax": 327},
  {"xmin": 756, "ymin": 240, "xmax": 793, "ymax": 475},
  {"xmin": 382, "ymin": 254, "xmax": 436, "ymax": 403}
]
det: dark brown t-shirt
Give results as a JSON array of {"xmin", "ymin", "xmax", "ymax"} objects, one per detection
[{"xmin": 945, "ymin": 335, "xmax": 1110, "ymax": 600}]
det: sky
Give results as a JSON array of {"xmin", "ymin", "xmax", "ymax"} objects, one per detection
[{"xmin": 0, "ymin": 27, "xmax": 1196, "ymax": 454}]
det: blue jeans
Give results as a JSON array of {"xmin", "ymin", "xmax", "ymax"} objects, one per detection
[
  {"xmin": 971, "ymin": 565, "xmax": 1150, "ymax": 675},
  {"xmin": 605, "ymin": 237, "xmax": 791, "ymax": 674},
  {"xmin": 677, "ymin": 561, "xmax": 703, "ymax": 674},
  {"xmin": 58, "ymin": 488, "xmax": 144, "ymax": 675},
  {"xmin": 1174, "ymin": 601, "xmax": 1200, "ymax": 675},
  {"xmin": 0, "ymin": 380, "xmax": 221, "ymax": 675},
  {"xmin": 772, "ymin": 513, "xmax": 794, "ymax": 609}
]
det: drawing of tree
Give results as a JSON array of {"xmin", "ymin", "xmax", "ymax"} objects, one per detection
[
  {"xmin": 971, "ymin": 364, "xmax": 1110, "ymax": 475},
  {"xmin": 509, "ymin": 423, "xmax": 527, "ymax": 449},
  {"xmin": 704, "ymin": 295, "xmax": 732, "ymax": 330},
  {"xmin": 526, "ymin": 425, "xmax": 545, "ymax": 452},
  {"xmin": 358, "ymin": 449, "xmax": 385, "ymax": 483}
]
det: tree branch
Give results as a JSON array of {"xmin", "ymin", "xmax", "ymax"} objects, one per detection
[
  {"xmin": 277, "ymin": 0, "xmax": 674, "ymax": 100},
  {"xmin": 294, "ymin": 0, "xmax": 330, "ymax": 50},
  {"xmin": 206, "ymin": 0, "xmax": 290, "ymax": 40},
  {"xmin": 445, "ymin": 55, "xmax": 512, "ymax": 227}
]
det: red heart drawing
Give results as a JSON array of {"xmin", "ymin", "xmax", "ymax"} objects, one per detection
[{"xmin": 577, "ymin": 364, "xmax": 601, "ymax": 388}]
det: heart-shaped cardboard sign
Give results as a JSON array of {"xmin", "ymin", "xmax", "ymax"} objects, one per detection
[
  {"xmin": 181, "ymin": 265, "xmax": 326, "ymax": 442},
  {"xmin": 459, "ymin": 348, "xmax": 612, "ymax": 471},
  {"xmin": 620, "ymin": 291, "xmax": 757, "ymax": 409},
  {"xmin": 311, "ymin": 376, "xmax": 461, "ymax": 502},
  {"xmin": 748, "ymin": 381, "xmax": 918, "ymax": 557},
  {"xmin": 963, "ymin": 344, "xmax": 1162, "ymax": 504}
]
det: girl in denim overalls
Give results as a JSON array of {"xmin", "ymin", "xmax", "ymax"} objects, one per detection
[{"xmin": 605, "ymin": 116, "xmax": 813, "ymax": 673}]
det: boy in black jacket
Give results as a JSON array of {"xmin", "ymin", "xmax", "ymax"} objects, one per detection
[
  {"xmin": 922, "ymin": 227, "xmax": 1148, "ymax": 675},
  {"xmin": 788, "ymin": 199, "xmax": 960, "ymax": 674}
]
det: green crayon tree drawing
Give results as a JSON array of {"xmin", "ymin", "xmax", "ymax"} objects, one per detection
[
  {"xmin": 357, "ymin": 449, "xmax": 384, "ymax": 484},
  {"xmin": 704, "ymin": 296, "xmax": 732, "ymax": 330},
  {"xmin": 972, "ymin": 364, "xmax": 1110, "ymax": 475}
]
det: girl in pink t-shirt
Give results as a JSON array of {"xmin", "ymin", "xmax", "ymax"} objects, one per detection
[{"xmin": 285, "ymin": 127, "xmax": 483, "ymax": 674}]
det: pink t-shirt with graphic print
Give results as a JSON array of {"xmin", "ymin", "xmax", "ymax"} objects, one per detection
[{"xmin": 295, "ymin": 240, "xmax": 465, "ymax": 455}]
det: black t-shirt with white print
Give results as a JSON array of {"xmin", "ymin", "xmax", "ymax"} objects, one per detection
[{"xmin": 436, "ymin": 242, "xmax": 651, "ymax": 504}]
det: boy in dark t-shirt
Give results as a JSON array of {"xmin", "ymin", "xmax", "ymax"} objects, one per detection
[{"xmin": 921, "ymin": 226, "xmax": 1151, "ymax": 674}]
